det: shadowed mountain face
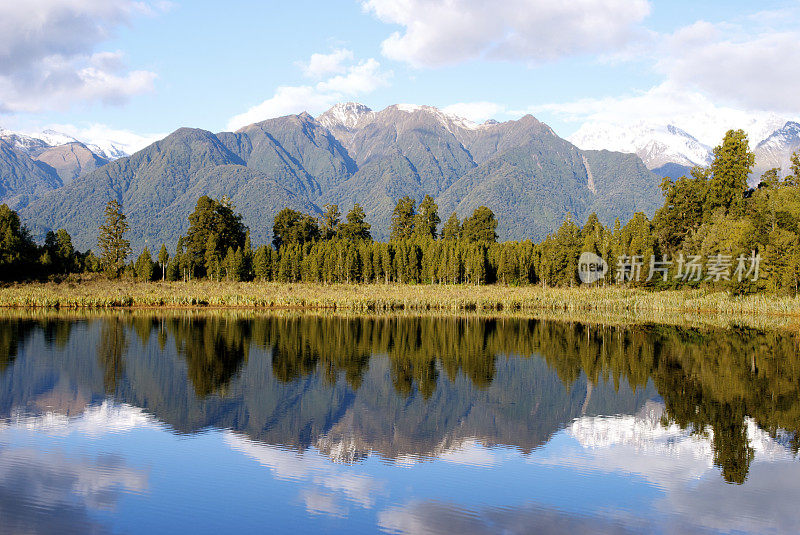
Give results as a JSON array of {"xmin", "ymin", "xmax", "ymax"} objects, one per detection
[
  {"xmin": 17, "ymin": 104, "xmax": 663, "ymax": 250},
  {"xmin": 0, "ymin": 133, "xmax": 109, "ymax": 210},
  {"xmin": 2, "ymin": 312, "xmax": 798, "ymax": 484},
  {"xmin": 0, "ymin": 138, "xmax": 63, "ymax": 210}
]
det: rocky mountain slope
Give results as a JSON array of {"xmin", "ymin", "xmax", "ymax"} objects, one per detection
[{"xmin": 753, "ymin": 121, "xmax": 800, "ymax": 178}]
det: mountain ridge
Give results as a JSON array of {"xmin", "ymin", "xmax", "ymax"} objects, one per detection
[{"xmin": 12, "ymin": 103, "xmax": 665, "ymax": 250}]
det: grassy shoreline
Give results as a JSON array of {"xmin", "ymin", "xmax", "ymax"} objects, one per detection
[{"xmin": 2, "ymin": 280, "xmax": 800, "ymax": 317}]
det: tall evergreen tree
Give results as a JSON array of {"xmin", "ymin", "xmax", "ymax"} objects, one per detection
[
  {"xmin": 339, "ymin": 204, "xmax": 372, "ymax": 241},
  {"xmin": 134, "ymin": 247, "xmax": 154, "ymax": 281},
  {"xmin": 704, "ymin": 129, "xmax": 754, "ymax": 217},
  {"xmin": 321, "ymin": 204, "xmax": 341, "ymax": 239},
  {"xmin": 98, "ymin": 199, "xmax": 131, "ymax": 278},
  {"xmin": 787, "ymin": 152, "xmax": 800, "ymax": 187},
  {"xmin": 461, "ymin": 206, "xmax": 498, "ymax": 243},
  {"xmin": 184, "ymin": 196, "xmax": 247, "ymax": 277},
  {"xmin": 441, "ymin": 212, "xmax": 461, "ymax": 240},
  {"xmin": 273, "ymin": 208, "xmax": 319, "ymax": 249},
  {"xmin": 413, "ymin": 195, "xmax": 440, "ymax": 240},
  {"xmin": 390, "ymin": 196, "xmax": 416, "ymax": 241},
  {"xmin": 0, "ymin": 204, "xmax": 35, "ymax": 280},
  {"xmin": 158, "ymin": 244, "xmax": 169, "ymax": 281}
]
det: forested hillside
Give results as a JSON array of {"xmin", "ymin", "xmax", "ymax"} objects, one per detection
[{"xmin": 17, "ymin": 104, "xmax": 663, "ymax": 249}]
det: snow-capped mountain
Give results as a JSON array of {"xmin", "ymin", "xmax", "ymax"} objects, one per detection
[
  {"xmin": 0, "ymin": 127, "xmax": 130, "ymax": 160},
  {"xmin": 754, "ymin": 121, "xmax": 800, "ymax": 177},
  {"xmin": 569, "ymin": 122, "xmax": 713, "ymax": 169},
  {"xmin": 317, "ymin": 102, "xmax": 493, "ymax": 139},
  {"xmin": 317, "ymin": 102, "xmax": 374, "ymax": 130},
  {"xmin": 571, "ymin": 117, "xmax": 800, "ymax": 183}
]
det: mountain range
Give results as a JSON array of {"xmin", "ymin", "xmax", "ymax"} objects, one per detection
[
  {"xmin": 570, "ymin": 118, "xmax": 800, "ymax": 183},
  {"xmin": 2, "ymin": 103, "xmax": 664, "ymax": 250},
  {"xmin": 4, "ymin": 103, "xmax": 800, "ymax": 251}
]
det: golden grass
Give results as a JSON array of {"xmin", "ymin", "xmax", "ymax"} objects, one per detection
[
  {"xmin": 3, "ymin": 304, "xmax": 798, "ymax": 332},
  {"xmin": 2, "ymin": 279, "xmax": 800, "ymax": 320}
]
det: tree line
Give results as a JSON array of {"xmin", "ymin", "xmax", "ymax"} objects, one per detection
[{"xmin": 2, "ymin": 130, "xmax": 800, "ymax": 293}]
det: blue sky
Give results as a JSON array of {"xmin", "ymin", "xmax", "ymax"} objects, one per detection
[{"xmin": 1, "ymin": 0, "xmax": 799, "ymax": 150}]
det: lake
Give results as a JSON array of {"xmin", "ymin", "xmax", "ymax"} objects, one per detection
[{"xmin": 1, "ymin": 312, "xmax": 798, "ymax": 534}]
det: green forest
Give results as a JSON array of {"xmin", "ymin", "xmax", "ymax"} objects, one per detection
[{"xmin": 2, "ymin": 129, "xmax": 800, "ymax": 294}]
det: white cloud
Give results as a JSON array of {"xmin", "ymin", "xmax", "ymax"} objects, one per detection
[
  {"xmin": 442, "ymin": 102, "xmax": 505, "ymax": 123},
  {"xmin": 225, "ymin": 431, "xmax": 384, "ymax": 519},
  {"xmin": 0, "ymin": 0, "xmax": 159, "ymax": 113},
  {"xmin": 227, "ymin": 53, "xmax": 391, "ymax": 131},
  {"xmin": 301, "ymin": 48, "xmax": 354, "ymax": 78},
  {"xmin": 226, "ymin": 85, "xmax": 342, "ymax": 131},
  {"xmin": 362, "ymin": 0, "xmax": 651, "ymax": 67},
  {"xmin": 659, "ymin": 22, "xmax": 800, "ymax": 113},
  {"xmin": 316, "ymin": 58, "xmax": 390, "ymax": 94}
]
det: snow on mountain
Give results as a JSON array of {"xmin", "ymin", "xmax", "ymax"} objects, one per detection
[
  {"xmin": 569, "ymin": 114, "xmax": 799, "ymax": 175},
  {"xmin": 0, "ymin": 126, "xmax": 134, "ymax": 160},
  {"xmin": 36, "ymin": 129, "xmax": 80, "ymax": 147},
  {"xmin": 390, "ymin": 103, "xmax": 482, "ymax": 132},
  {"xmin": 317, "ymin": 102, "xmax": 374, "ymax": 130},
  {"xmin": 82, "ymin": 140, "xmax": 130, "ymax": 160},
  {"xmin": 569, "ymin": 122, "xmax": 713, "ymax": 169},
  {"xmin": 317, "ymin": 102, "xmax": 484, "ymax": 137},
  {"xmin": 754, "ymin": 121, "xmax": 800, "ymax": 177}
]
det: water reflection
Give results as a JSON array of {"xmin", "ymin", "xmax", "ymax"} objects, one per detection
[{"xmin": 0, "ymin": 312, "xmax": 799, "ymax": 532}]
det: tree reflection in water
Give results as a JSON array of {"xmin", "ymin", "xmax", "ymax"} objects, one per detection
[{"xmin": 1, "ymin": 313, "xmax": 798, "ymax": 484}]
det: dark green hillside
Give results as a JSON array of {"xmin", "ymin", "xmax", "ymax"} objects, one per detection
[
  {"xmin": 0, "ymin": 138, "xmax": 62, "ymax": 210},
  {"xmin": 438, "ymin": 141, "xmax": 661, "ymax": 240},
  {"xmin": 219, "ymin": 112, "xmax": 352, "ymax": 195},
  {"xmin": 651, "ymin": 161, "xmax": 693, "ymax": 179},
  {"xmin": 582, "ymin": 150, "xmax": 663, "ymax": 225},
  {"xmin": 458, "ymin": 114, "xmax": 557, "ymax": 164},
  {"xmin": 21, "ymin": 128, "xmax": 319, "ymax": 249}
]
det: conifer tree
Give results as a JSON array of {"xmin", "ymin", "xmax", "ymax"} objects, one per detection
[
  {"xmin": 786, "ymin": 152, "xmax": 800, "ymax": 187},
  {"xmin": 158, "ymin": 244, "xmax": 169, "ymax": 281},
  {"xmin": 413, "ymin": 195, "xmax": 440, "ymax": 240},
  {"xmin": 390, "ymin": 196, "xmax": 416, "ymax": 241},
  {"xmin": 339, "ymin": 204, "xmax": 371, "ymax": 241},
  {"xmin": 184, "ymin": 196, "xmax": 246, "ymax": 276},
  {"xmin": 134, "ymin": 247, "xmax": 154, "ymax": 282},
  {"xmin": 205, "ymin": 234, "xmax": 221, "ymax": 281},
  {"xmin": 98, "ymin": 200, "xmax": 131, "ymax": 278},
  {"xmin": 441, "ymin": 212, "xmax": 461, "ymax": 240},
  {"xmin": 461, "ymin": 206, "xmax": 498, "ymax": 243},
  {"xmin": 704, "ymin": 129, "xmax": 754, "ymax": 217},
  {"xmin": 223, "ymin": 247, "xmax": 236, "ymax": 280},
  {"xmin": 253, "ymin": 246, "xmax": 269, "ymax": 281},
  {"xmin": 0, "ymin": 204, "xmax": 36, "ymax": 280},
  {"xmin": 321, "ymin": 204, "xmax": 341, "ymax": 239}
]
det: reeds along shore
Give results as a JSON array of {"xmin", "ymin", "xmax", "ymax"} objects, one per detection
[{"xmin": 2, "ymin": 280, "xmax": 800, "ymax": 318}]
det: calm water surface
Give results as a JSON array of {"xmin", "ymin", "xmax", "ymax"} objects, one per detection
[{"xmin": 1, "ymin": 313, "xmax": 798, "ymax": 534}]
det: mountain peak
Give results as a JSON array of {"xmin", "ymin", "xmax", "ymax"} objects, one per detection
[
  {"xmin": 569, "ymin": 121, "xmax": 713, "ymax": 169},
  {"xmin": 318, "ymin": 102, "xmax": 373, "ymax": 130}
]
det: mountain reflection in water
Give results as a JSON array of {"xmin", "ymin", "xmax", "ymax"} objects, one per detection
[{"xmin": 0, "ymin": 312, "xmax": 798, "ymax": 534}]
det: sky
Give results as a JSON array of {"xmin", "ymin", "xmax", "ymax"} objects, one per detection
[{"xmin": 1, "ymin": 0, "xmax": 799, "ymax": 151}]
